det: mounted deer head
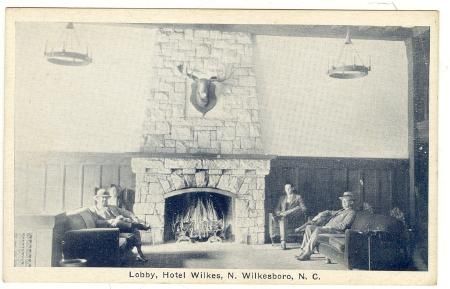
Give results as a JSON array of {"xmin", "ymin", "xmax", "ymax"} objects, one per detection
[{"xmin": 177, "ymin": 63, "xmax": 234, "ymax": 116}]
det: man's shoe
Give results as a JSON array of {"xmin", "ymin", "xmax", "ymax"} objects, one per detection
[
  {"xmin": 136, "ymin": 255, "xmax": 148, "ymax": 262},
  {"xmin": 135, "ymin": 223, "xmax": 151, "ymax": 231},
  {"xmin": 280, "ymin": 241, "xmax": 287, "ymax": 250},
  {"xmin": 296, "ymin": 253, "xmax": 311, "ymax": 261},
  {"xmin": 294, "ymin": 249, "xmax": 305, "ymax": 258},
  {"xmin": 296, "ymin": 256, "xmax": 310, "ymax": 261}
]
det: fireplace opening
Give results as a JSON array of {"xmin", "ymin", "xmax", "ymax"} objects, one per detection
[{"xmin": 164, "ymin": 191, "xmax": 234, "ymax": 243}]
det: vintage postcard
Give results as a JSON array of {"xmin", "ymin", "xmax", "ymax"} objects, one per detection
[{"xmin": 3, "ymin": 8, "xmax": 438, "ymax": 285}]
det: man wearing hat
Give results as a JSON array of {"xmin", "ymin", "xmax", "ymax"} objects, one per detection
[
  {"xmin": 89, "ymin": 188, "xmax": 150, "ymax": 262},
  {"xmin": 295, "ymin": 191, "xmax": 357, "ymax": 261}
]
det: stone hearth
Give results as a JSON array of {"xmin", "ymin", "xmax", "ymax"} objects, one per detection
[{"xmin": 131, "ymin": 156, "xmax": 270, "ymax": 245}]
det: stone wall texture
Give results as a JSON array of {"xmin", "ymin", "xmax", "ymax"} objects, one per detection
[
  {"xmin": 142, "ymin": 27, "xmax": 263, "ymax": 154},
  {"xmin": 131, "ymin": 157, "xmax": 270, "ymax": 245}
]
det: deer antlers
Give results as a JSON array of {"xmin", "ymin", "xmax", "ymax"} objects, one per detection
[
  {"xmin": 177, "ymin": 63, "xmax": 200, "ymax": 80},
  {"xmin": 177, "ymin": 63, "xmax": 234, "ymax": 82},
  {"xmin": 212, "ymin": 64, "xmax": 235, "ymax": 82}
]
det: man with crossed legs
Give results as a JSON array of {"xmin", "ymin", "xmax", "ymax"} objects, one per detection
[{"xmin": 296, "ymin": 192, "xmax": 356, "ymax": 261}]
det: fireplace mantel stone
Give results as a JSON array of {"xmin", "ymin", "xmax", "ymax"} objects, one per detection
[{"xmin": 131, "ymin": 156, "xmax": 271, "ymax": 244}]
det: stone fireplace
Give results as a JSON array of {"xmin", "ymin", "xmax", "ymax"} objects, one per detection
[
  {"xmin": 132, "ymin": 27, "xmax": 270, "ymax": 245},
  {"xmin": 131, "ymin": 157, "xmax": 270, "ymax": 244}
]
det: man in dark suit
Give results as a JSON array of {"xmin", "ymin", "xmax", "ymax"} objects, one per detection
[
  {"xmin": 296, "ymin": 191, "xmax": 356, "ymax": 261},
  {"xmin": 270, "ymin": 183, "xmax": 307, "ymax": 249},
  {"xmin": 89, "ymin": 188, "xmax": 150, "ymax": 262}
]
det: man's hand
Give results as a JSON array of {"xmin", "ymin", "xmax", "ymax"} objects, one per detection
[
  {"xmin": 294, "ymin": 226, "xmax": 302, "ymax": 233},
  {"xmin": 115, "ymin": 215, "xmax": 133, "ymax": 223},
  {"xmin": 311, "ymin": 210, "xmax": 330, "ymax": 222},
  {"xmin": 294, "ymin": 221, "xmax": 312, "ymax": 233},
  {"xmin": 320, "ymin": 210, "xmax": 331, "ymax": 216},
  {"xmin": 107, "ymin": 219, "xmax": 119, "ymax": 227}
]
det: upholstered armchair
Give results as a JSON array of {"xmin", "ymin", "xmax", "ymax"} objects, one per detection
[
  {"xmin": 62, "ymin": 208, "xmax": 133, "ymax": 267},
  {"xmin": 317, "ymin": 211, "xmax": 410, "ymax": 270}
]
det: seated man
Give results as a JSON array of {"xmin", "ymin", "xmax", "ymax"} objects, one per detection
[
  {"xmin": 269, "ymin": 183, "xmax": 307, "ymax": 249},
  {"xmin": 108, "ymin": 184, "xmax": 135, "ymax": 212},
  {"xmin": 89, "ymin": 188, "xmax": 150, "ymax": 262},
  {"xmin": 296, "ymin": 191, "xmax": 356, "ymax": 261}
]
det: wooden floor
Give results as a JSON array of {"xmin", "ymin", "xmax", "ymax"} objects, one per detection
[{"xmin": 123, "ymin": 242, "xmax": 346, "ymax": 270}]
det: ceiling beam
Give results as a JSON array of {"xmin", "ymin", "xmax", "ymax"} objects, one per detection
[
  {"xmin": 85, "ymin": 22, "xmax": 423, "ymax": 41},
  {"xmin": 121, "ymin": 23, "xmax": 418, "ymax": 41}
]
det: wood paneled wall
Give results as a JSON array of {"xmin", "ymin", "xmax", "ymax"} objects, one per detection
[
  {"xmin": 15, "ymin": 152, "xmax": 135, "ymax": 214},
  {"xmin": 265, "ymin": 157, "xmax": 410, "ymax": 240},
  {"xmin": 16, "ymin": 153, "xmax": 410, "ymax": 245}
]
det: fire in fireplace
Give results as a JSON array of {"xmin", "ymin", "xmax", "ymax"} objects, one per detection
[{"xmin": 164, "ymin": 192, "xmax": 233, "ymax": 243}]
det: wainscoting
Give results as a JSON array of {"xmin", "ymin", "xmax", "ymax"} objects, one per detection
[
  {"xmin": 15, "ymin": 152, "xmax": 409, "ymax": 245},
  {"xmin": 265, "ymin": 157, "xmax": 409, "ymax": 242},
  {"xmin": 15, "ymin": 152, "xmax": 136, "ymax": 215}
]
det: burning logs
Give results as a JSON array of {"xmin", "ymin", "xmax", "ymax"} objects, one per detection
[{"xmin": 172, "ymin": 194, "xmax": 225, "ymax": 243}]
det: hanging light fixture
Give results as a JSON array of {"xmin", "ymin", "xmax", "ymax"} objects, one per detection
[
  {"xmin": 44, "ymin": 22, "xmax": 92, "ymax": 66},
  {"xmin": 327, "ymin": 27, "xmax": 371, "ymax": 79}
]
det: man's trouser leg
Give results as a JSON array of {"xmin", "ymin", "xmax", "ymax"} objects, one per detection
[
  {"xmin": 269, "ymin": 213, "xmax": 280, "ymax": 244},
  {"xmin": 303, "ymin": 227, "xmax": 340, "ymax": 257},
  {"xmin": 279, "ymin": 217, "xmax": 287, "ymax": 249},
  {"xmin": 300, "ymin": 225, "xmax": 318, "ymax": 252},
  {"xmin": 280, "ymin": 217, "xmax": 286, "ymax": 241},
  {"xmin": 120, "ymin": 228, "xmax": 142, "ymax": 248}
]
